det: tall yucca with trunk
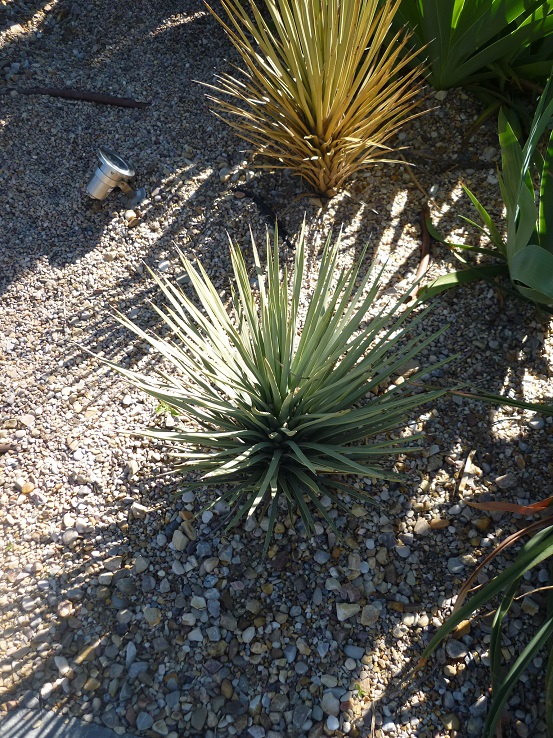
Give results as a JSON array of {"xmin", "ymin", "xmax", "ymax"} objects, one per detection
[{"xmin": 206, "ymin": 0, "xmax": 425, "ymax": 197}]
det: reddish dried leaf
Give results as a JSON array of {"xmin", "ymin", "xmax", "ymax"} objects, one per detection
[{"xmin": 468, "ymin": 496, "xmax": 553, "ymax": 517}]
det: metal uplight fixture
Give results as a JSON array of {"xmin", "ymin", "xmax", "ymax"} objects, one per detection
[{"xmin": 86, "ymin": 146, "xmax": 145, "ymax": 206}]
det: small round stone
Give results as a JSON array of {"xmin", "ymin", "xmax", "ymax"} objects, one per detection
[
  {"xmin": 446, "ymin": 639, "xmax": 468, "ymax": 660},
  {"xmin": 326, "ymin": 715, "xmax": 340, "ymax": 731}
]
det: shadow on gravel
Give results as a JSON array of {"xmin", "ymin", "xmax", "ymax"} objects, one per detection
[
  {"xmin": 1, "ymin": 429, "xmax": 552, "ymax": 736},
  {"xmin": 0, "ymin": 0, "xmax": 50, "ymax": 34},
  {"xmin": 0, "ymin": 707, "xmax": 137, "ymax": 737},
  {"xmin": 0, "ymin": 0, "xmax": 230, "ymax": 298}
]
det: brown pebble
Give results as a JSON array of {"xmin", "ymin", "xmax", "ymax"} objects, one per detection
[
  {"xmin": 430, "ymin": 518, "xmax": 449, "ymax": 529},
  {"xmin": 473, "ymin": 517, "xmax": 490, "ymax": 532},
  {"xmin": 221, "ymin": 678, "xmax": 233, "ymax": 699}
]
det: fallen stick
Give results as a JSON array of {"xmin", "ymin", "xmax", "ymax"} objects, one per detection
[{"xmin": 7, "ymin": 86, "xmax": 151, "ymax": 109}]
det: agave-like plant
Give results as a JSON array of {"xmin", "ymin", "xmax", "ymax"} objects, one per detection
[
  {"xmin": 420, "ymin": 75, "xmax": 553, "ymax": 308},
  {"xmin": 205, "ymin": 0, "xmax": 424, "ymax": 197},
  {"xmin": 104, "ymin": 226, "xmax": 447, "ymax": 553},
  {"xmin": 394, "ymin": 0, "xmax": 553, "ymax": 93},
  {"xmin": 419, "ymin": 493, "xmax": 553, "ymax": 738}
]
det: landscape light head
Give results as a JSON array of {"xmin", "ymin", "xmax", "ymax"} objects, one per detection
[{"xmin": 86, "ymin": 146, "xmax": 145, "ymax": 206}]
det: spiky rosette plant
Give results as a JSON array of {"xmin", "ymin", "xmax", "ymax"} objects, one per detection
[
  {"xmin": 105, "ymin": 227, "xmax": 447, "ymax": 553},
  {"xmin": 205, "ymin": 0, "xmax": 424, "ymax": 197}
]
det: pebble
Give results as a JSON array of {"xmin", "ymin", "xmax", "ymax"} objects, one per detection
[
  {"xmin": 469, "ymin": 695, "xmax": 488, "ymax": 716},
  {"xmin": 172, "ymin": 529, "xmax": 187, "ymax": 551},
  {"xmin": 134, "ymin": 555, "xmax": 149, "ymax": 573},
  {"xmin": 172, "ymin": 560, "xmax": 185, "ymax": 575},
  {"xmin": 441, "ymin": 713, "xmax": 460, "ymax": 730},
  {"xmin": 105, "ymin": 556, "xmax": 123, "ymax": 572},
  {"xmin": 446, "ymin": 639, "xmax": 468, "ymax": 660},
  {"xmin": 191, "ymin": 707, "xmax": 207, "ymax": 731},
  {"xmin": 314, "ymin": 550, "xmax": 331, "ymax": 564},
  {"xmin": 54, "ymin": 655, "xmax": 71, "ymax": 676},
  {"xmin": 126, "ymin": 642, "xmax": 137, "ymax": 668},
  {"xmin": 447, "ymin": 557, "xmax": 465, "ymax": 574},
  {"xmin": 344, "ymin": 645, "xmax": 364, "ymax": 660},
  {"xmin": 360, "ymin": 605, "xmax": 380, "ymax": 626},
  {"xmin": 495, "ymin": 473, "xmax": 517, "ymax": 489},
  {"xmin": 467, "ymin": 717, "xmax": 483, "ymax": 735},
  {"xmin": 136, "ymin": 712, "xmax": 154, "ymax": 731},
  {"xmin": 336, "ymin": 603, "xmax": 360, "ymax": 621},
  {"xmin": 191, "ymin": 595, "xmax": 206, "ymax": 610},
  {"xmin": 271, "ymin": 694, "xmax": 289, "ymax": 712},
  {"xmin": 130, "ymin": 502, "xmax": 149, "ymax": 519},
  {"xmin": 152, "ymin": 719, "xmax": 169, "ymax": 736},
  {"xmin": 515, "ymin": 721, "xmax": 529, "ymax": 737},
  {"xmin": 248, "ymin": 727, "xmax": 266, "ymax": 738},
  {"xmin": 142, "ymin": 575, "xmax": 156, "ymax": 592},
  {"xmin": 326, "ymin": 716, "xmax": 340, "ymax": 731},
  {"xmin": 20, "ymin": 596, "xmax": 37, "ymax": 612},
  {"xmin": 414, "ymin": 518, "xmax": 431, "ymax": 535},
  {"xmin": 312, "ymin": 587, "xmax": 323, "ymax": 605},
  {"xmin": 321, "ymin": 692, "xmax": 340, "ymax": 716},
  {"xmin": 293, "ymin": 704, "xmax": 311, "ymax": 729},
  {"xmin": 128, "ymin": 662, "xmax": 148, "ymax": 679},
  {"xmin": 62, "ymin": 529, "xmax": 79, "ymax": 547},
  {"xmin": 143, "ymin": 607, "xmax": 161, "ymax": 627},
  {"xmin": 521, "ymin": 597, "xmax": 539, "ymax": 616},
  {"xmin": 204, "ymin": 557, "xmax": 219, "ymax": 572},
  {"xmin": 242, "ymin": 626, "xmax": 256, "ymax": 644},
  {"xmin": 528, "ymin": 415, "xmax": 545, "ymax": 430}
]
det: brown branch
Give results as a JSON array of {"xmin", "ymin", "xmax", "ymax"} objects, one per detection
[
  {"xmin": 398, "ymin": 152, "xmax": 431, "ymax": 200},
  {"xmin": 9, "ymin": 86, "xmax": 151, "ymax": 109},
  {"xmin": 514, "ymin": 585, "xmax": 553, "ymax": 601}
]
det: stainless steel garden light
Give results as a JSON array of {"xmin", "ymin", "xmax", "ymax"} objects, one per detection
[{"xmin": 86, "ymin": 146, "xmax": 145, "ymax": 206}]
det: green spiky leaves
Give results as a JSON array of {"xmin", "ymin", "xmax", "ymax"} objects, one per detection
[{"xmin": 105, "ymin": 226, "xmax": 446, "ymax": 553}]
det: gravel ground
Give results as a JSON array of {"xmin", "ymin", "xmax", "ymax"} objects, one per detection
[{"xmin": 1, "ymin": 2, "xmax": 553, "ymax": 738}]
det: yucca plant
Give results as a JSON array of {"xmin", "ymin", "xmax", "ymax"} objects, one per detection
[
  {"xmin": 103, "ymin": 226, "xmax": 447, "ymax": 553},
  {"xmin": 394, "ymin": 0, "xmax": 553, "ymax": 93},
  {"xmin": 420, "ymin": 75, "xmax": 553, "ymax": 308},
  {"xmin": 419, "ymin": 494, "xmax": 553, "ymax": 738},
  {"xmin": 205, "ymin": 0, "xmax": 424, "ymax": 197}
]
